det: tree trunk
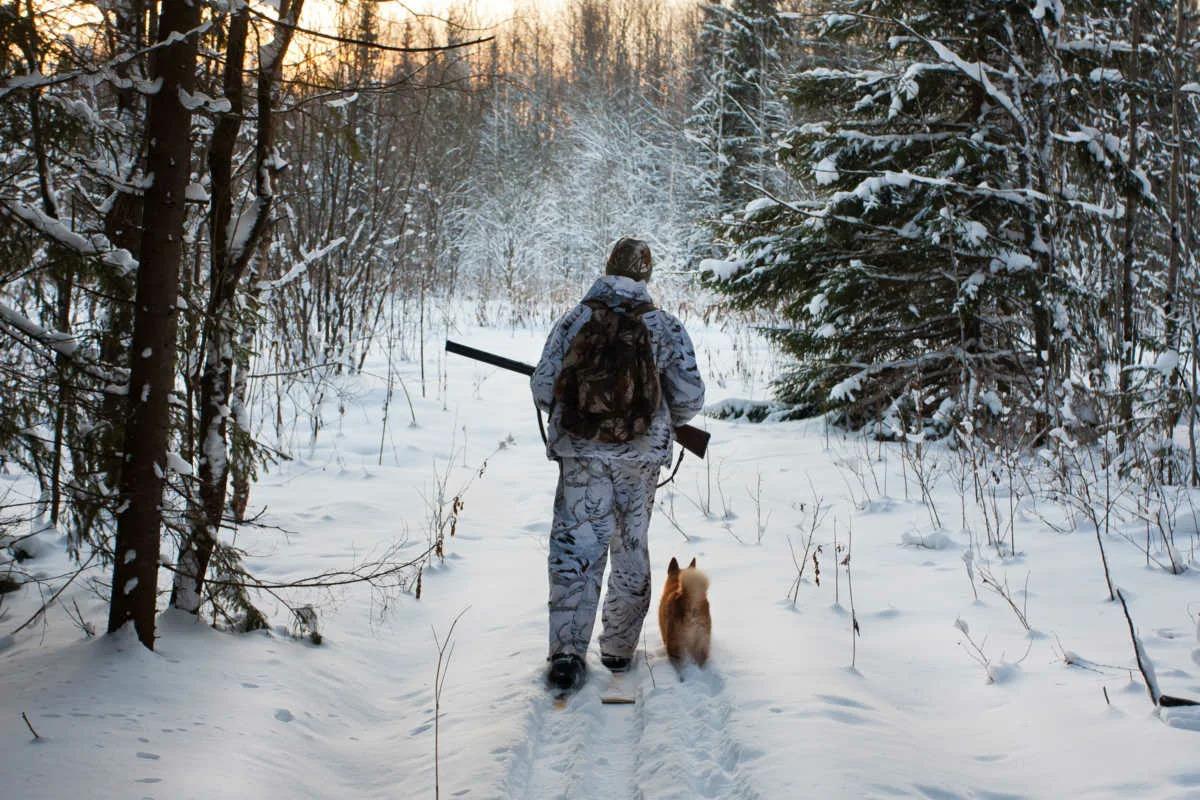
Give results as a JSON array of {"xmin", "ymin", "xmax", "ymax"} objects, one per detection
[
  {"xmin": 170, "ymin": 5, "xmax": 250, "ymax": 615},
  {"xmin": 171, "ymin": 0, "xmax": 303, "ymax": 613},
  {"xmin": 228, "ymin": 314, "xmax": 256, "ymax": 523},
  {"xmin": 50, "ymin": 267, "xmax": 73, "ymax": 525},
  {"xmin": 1118, "ymin": 1, "xmax": 1142, "ymax": 440},
  {"xmin": 1162, "ymin": 0, "xmax": 1187, "ymax": 446},
  {"xmin": 107, "ymin": 0, "xmax": 202, "ymax": 648}
]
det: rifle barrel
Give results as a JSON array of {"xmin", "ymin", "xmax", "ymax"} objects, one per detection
[{"xmin": 445, "ymin": 340, "xmax": 535, "ymax": 376}]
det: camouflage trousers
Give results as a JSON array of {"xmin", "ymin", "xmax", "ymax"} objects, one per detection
[{"xmin": 548, "ymin": 457, "xmax": 659, "ymax": 660}]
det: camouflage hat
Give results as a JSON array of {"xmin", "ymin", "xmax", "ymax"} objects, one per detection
[{"xmin": 605, "ymin": 237, "xmax": 653, "ymax": 282}]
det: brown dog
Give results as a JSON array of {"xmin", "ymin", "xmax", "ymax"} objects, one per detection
[{"xmin": 658, "ymin": 557, "xmax": 711, "ymax": 668}]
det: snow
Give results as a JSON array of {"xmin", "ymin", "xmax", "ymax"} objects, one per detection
[
  {"xmin": 178, "ymin": 88, "xmax": 231, "ymax": 113},
  {"xmin": 256, "ymin": 236, "xmax": 347, "ymax": 292},
  {"xmin": 980, "ymin": 390, "xmax": 1005, "ymax": 416},
  {"xmin": 1154, "ymin": 350, "xmax": 1180, "ymax": 376},
  {"xmin": 225, "ymin": 206, "xmax": 260, "ymax": 261},
  {"xmin": 0, "ymin": 197, "xmax": 137, "ymax": 275},
  {"xmin": 1089, "ymin": 68, "xmax": 1123, "ymax": 84},
  {"xmin": 326, "ymin": 92, "xmax": 359, "ymax": 109},
  {"xmin": 990, "ymin": 251, "xmax": 1035, "ymax": 273},
  {"xmin": 1030, "ymin": 0, "xmax": 1064, "ymax": 22},
  {"xmin": 185, "ymin": 182, "xmax": 210, "ymax": 202},
  {"xmin": 0, "ymin": 301, "xmax": 79, "ymax": 357},
  {"xmin": 698, "ymin": 258, "xmax": 744, "ymax": 280},
  {"xmin": 742, "ymin": 197, "xmax": 777, "ymax": 219},
  {"xmin": 900, "ymin": 530, "xmax": 954, "ymax": 549},
  {"xmin": 807, "ymin": 293, "xmax": 828, "ymax": 317},
  {"xmin": 922, "ymin": 38, "xmax": 1026, "ymax": 128},
  {"xmin": 2, "ymin": 317, "xmax": 1199, "ymax": 799},
  {"xmin": 830, "ymin": 369, "xmax": 866, "ymax": 401},
  {"xmin": 165, "ymin": 452, "xmax": 193, "ymax": 476},
  {"xmin": 962, "ymin": 220, "xmax": 989, "ymax": 245},
  {"xmin": 814, "ymin": 155, "xmax": 839, "ymax": 185},
  {"xmin": 822, "ymin": 13, "xmax": 856, "ymax": 28}
]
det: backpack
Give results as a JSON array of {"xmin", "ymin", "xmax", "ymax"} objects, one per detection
[{"xmin": 554, "ymin": 299, "xmax": 662, "ymax": 443}]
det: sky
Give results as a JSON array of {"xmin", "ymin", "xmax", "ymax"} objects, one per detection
[
  {"xmin": 391, "ymin": 0, "xmax": 567, "ymax": 25},
  {"xmin": 294, "ymin": 0, "xmax": 569, "ymax": 44}
]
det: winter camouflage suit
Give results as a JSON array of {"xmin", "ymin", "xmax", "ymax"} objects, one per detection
[{"xmin": 531, "ymin": 274, "xmax": 705, "ymax": 661}]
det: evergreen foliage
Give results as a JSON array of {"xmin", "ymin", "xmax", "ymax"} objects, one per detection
[{"xmin": 710, "ymin": 0, "xmax": 1199, "ymax": 440}]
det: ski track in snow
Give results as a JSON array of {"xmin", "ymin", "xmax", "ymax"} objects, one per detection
[{"xmin": 502, "ymin": 654, "xmax": 759, "ymax": 799}]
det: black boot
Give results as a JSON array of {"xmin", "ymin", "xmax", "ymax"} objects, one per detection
[
  {"xmin": 600, "ymin": 653, "xmax": 632, "ymax": 673},
  {"xmin": 547, "ymin": 653, "xmax": 586, "ymax": 692}
]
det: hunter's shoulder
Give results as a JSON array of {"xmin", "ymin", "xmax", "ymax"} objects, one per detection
[
  {"xmin": 553, "ymin": 302, "xmax": 590, "ymax": 329},
  {"xmin": 643, "ymin": 306, "xmax": 689, "ymax": 335}
]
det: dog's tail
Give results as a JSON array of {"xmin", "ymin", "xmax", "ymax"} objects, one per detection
[{"xmin": 679, "ymin": 568, "xmax": 709, "ymax": 604}]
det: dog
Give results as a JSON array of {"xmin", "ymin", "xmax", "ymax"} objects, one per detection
[{"xmin": 658, "ymin": 557, "xmax": 711, "ymax": 668}]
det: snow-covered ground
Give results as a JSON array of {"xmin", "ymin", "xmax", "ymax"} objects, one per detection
[{"xmin": 3, "ymin": 314, "xmax": 1200, "ymax": 799}]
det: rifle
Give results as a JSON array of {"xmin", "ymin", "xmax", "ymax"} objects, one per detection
[{"xmin": 445, "ymin": 339, "xmax": 710, "ymax": 460}]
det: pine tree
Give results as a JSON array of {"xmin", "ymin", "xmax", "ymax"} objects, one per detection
[{"xmin": 709, "ymin": 0, "xmax": 1196, "ymax": 439}]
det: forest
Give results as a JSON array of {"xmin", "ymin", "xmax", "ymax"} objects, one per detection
[{"xmin": 2, "ymin": 1, "xmax": 1200, "ymax": 797}]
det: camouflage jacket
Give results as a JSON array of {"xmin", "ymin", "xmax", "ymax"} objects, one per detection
[{"xmin": 531, "ymin": 276, "xmax": 706, "ymax": 465}]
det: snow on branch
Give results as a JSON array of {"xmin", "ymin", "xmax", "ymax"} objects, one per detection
[
  {"xmin": 255, "ymin": 236, "xmax": 347, "ymax": 293},
  {"xmin": 833, "ymin": 170, "xmax": 1046, "ymax": 208},
  {"xmin": 178, "ymin": 88, "xmax": 233, "ymax": 114},
  {"xmin": 1054, "ymin": 126, "xmax": 1153, "ymax": 200},
  {"xmin": 799, "ymin": 67, "xmax": 889, "ymax": 85},
  {"xmin": 0, "ymin": 302, "xmax": 128, "ymax": 390},
  {"xmin": 0, "ymin": 197, "xmax": 137, "ymax": 274},
  {"xmin": 824, "ymin": 167, "xmax": 1122, "ymax": 222},
  {"xmin": 0, "ymin": 301, "xmax": 78, "ymax": 357},
  {"xmin": 920, "ymin": 38, "xmax": 1027, "ymax": 131},
  {"xmin": 0, "ymin": 20, "xmax": 212, "ymax": 100}
]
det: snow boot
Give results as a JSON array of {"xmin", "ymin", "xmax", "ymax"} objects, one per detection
[
  {"xmin": 547, "ymin": 653, "xmax": 586, "ymax": 693},
  {"xmin": 600, "ymin": 653, "xmax": 633, "ymax": 673}
]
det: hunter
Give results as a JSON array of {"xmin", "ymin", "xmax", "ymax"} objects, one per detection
[{"xmin": 531, "ymin": 237, "xmax": 706, "ymax": 692}]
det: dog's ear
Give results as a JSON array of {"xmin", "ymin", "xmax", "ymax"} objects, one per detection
[
  {"xmin": 688, "ymin": 557, "xmax": 697, "ymax": 569},
  {"xmin": 668, "ymin": 557, "xmax": 680, "ymax": 575}
]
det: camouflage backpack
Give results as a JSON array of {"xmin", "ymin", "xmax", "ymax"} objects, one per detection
[{"xmin": 554, "ymin": 299, "xmax": 662, "ymax": 443}]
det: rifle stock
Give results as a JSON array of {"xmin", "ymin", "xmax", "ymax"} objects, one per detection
[{"xmin": 445, "ymin": 339, "xmax": 710, "ymax": 460}]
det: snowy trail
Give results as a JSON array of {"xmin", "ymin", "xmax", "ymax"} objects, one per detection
[
  {"xmin": 501, "ymin": 652, "xmax": 761, "ymax": 800},
  {"xmin": 504, "ymin": 668, "xmax": 647, "ymax": 799},
  {"xmin": 637, "ymin": 663, "xmax": 761, "ymax": 800}
]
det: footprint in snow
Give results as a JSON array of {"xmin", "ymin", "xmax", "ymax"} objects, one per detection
[
  {"xmin": 136, "ymin": 751, "xmax": 160, "ymax": 760},
  {"xmin": 274, "ymin": 709, "xmax": 294, "ymax": 723}
]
